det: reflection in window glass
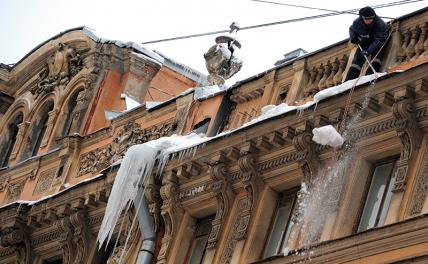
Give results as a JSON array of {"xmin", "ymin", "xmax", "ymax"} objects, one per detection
[
  {"xmin": 263, "ymin": 188, "xmax": 298, "ymax": 258},
  {"xmin": 358, "ymin": 159, "xmax": 396, "ymax": 232},
  {"xmin": 187, "ymin": 215, "xmax": 214, "ymax": 264}
]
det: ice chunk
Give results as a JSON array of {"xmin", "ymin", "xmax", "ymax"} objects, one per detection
[{"xmin": 312, "ymin": 125, "xmax": 344, "ymax": 148}]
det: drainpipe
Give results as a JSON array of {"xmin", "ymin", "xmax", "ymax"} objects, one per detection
[{"xmin": 134, "ymin": 189, "xmax": 156, "ymax": 264}]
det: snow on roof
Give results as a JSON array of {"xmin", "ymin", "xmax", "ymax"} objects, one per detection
[
  {"xmin": 0, "ymin": 174, "xmax": 105, "ymax": 210},
  {"xmin": 6, "ymin": 26, "xmax": 207, "ymax": 80},
  {"xmin": 154, "ymin": 50, "xmax": 208, "ymax": 85}
]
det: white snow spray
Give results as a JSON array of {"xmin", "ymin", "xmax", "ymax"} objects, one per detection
[{"xmin": 289, "ymin": 77, "xmax": 380, "ymax": 260}]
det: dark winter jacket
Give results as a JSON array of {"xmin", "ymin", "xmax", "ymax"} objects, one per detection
[{"xmin": 349, "ymin": 16, "xmax": 388, "ymax": 56}]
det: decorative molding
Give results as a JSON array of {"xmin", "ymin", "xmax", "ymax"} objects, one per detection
[
  {"xmin": 207, "ymin": 162, "xmax": 234, "ymax": 249},
  {"xmin": 408, "ymin": 139, "xmax": 428, "ymax": 216},
  {"xmin": 78, "ymin": 145, "xmax": 111, "ymax": 176},
  {"xmin": 78, "ymin": 121, "xmax": 173, "ymax": 176},
  {"xmin": 391, "ymin": 92, "xmax": 421, "ymax": 192},
  {"xmin": 145, "ymin": 176, "xmax": 162, "ymax": 232},
  {"xmin": 33, "ymin": 168, "xmax": 56, "ymax": 195},
  {"xmin": 55, "ymin": 217, "xmax": 75, "ymax": 264},
  {"xmin": 70, "ymin": 210, "xmax": 92, "ymax": 264},
  {"xmin": 178, "ymin": 183, "xmax": 212, "ymax": 200},
  {"xmin": 6, "ymin": 181, "xmax": 24, "ymax": 204},
  {"xmin": 30, "ymin": 43, "xmax": 83, "ymax": 98},
  {"xmin": 293, "ymin": 124, "xmax": 318, "ymax": 183},
  {"xmin": 230, "ymin": 87, "xmax": 264, "ymax": 103},
  {"xmin": 220, "ymin": 197, "xmax": 247, "ymax": 264},
  {"xmin": 236, "ymin": 153, "xmax": 261, "ymax": 241},
  {"xmin": 40, "ymin": 108, "xmax": 59, "ymax": 148},
  {"xmin": 0, "ymin": 222, "xmax": 33, "ymax": 264},
  {"xmin": 158, "ymin": 170, "xmax": 183, "ymax": 263},
  {"xmin": 30, "ymin": 230, "xmax": 62, "ymax": 247},
  {"xmin": 10, "ymin": 122, "xmax": 30, "ymax": 160}
]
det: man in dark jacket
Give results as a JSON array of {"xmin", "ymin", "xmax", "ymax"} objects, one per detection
[{"xmin": 344, "ymin": 6, "xmax": 388, "ymax": 81}]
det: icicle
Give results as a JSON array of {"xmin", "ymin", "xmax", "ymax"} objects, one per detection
[{"xmin": 97, "ymin": 133, "xmax": 210, "ymax": 248}]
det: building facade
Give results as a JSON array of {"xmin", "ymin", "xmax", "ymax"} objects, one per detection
[{"xmin": 1, "ymin": 8, "xmax": 428, "ymax": 264}]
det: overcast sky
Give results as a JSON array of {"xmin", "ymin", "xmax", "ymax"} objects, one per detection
[{"xmin": 1, "ymin": 0, "xmax": 427, "ymax": 85}]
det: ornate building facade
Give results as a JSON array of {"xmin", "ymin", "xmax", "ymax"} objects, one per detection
[{"xmin": 1, "ymin": 7, "xmax": 428, "ymax": 264}]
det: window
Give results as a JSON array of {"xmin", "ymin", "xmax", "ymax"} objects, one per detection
[
  {"xmin": 192, "ymin": 118, "xmax": 211, "ymax": 135},
  {"xmin": 60, "ymin": 91, "xmax": 81, "ymax": 137},
  {"xmin": 43, "ymin": 256, "xmax": 62, "ymax": 264},
  {"xmin": 278, "ymin": 85, "xmax": 290, "ymax": 103},
  {"xmin": 262, "ymin": 188, "xmax": 298, "ymax": 258},
  {"xmin": 0, "ymin": 112, "xmax": 23, "ymax": 167},
  {"xmin": 20, "ymin": 101, "xmax": 54, "ymax": 160},
  {"xmin": 31, "ymin": 102, "xmax": 54, "ymax": 156},
  {"xmin": 357, "ymin": 158, "xmax": 397, "ymax": 232},
  {"xmin": 186, "ymin": 215, "xmax": 213, "ymax": 264}
]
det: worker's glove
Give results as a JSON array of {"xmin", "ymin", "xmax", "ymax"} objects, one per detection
[{"xmin": 350, "ymin": 36, "xmax": 360, "ymax": 44}]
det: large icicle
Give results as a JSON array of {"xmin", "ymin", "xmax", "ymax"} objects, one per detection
[{"xmin": 97, "ymin": 133, "xmax": 209, "ymax": 247}]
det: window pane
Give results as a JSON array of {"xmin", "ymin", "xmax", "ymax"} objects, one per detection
[
  {"xmin": 263, "ymin": 205, "xmax": 291, "ymax": 258},
  {"xmin": 358, "ymin": 162, "xmax": 395, "ymax": 232},
  {"xmin": 188, "ymin": 236, "xmax": 208, "ymax": 264},
  {"xmin": 187, "ymin": 215, "xmax": 213, "ymax": 264},
  {"xmin": 263, "ymin": 189, "xmax": 297, "ymax": 259},
  {"xmin": 378, "ymin": 167, "xmax": 396, "ymax": 226}
]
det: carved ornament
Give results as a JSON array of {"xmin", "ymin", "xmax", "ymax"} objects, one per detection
[
  {"xmin": 392, "ymin": 92, "xmax": 421, "ymax": 192},
  {"xmin": 31, "ymin": 43, "xmax": 83, "ymax": 98}
]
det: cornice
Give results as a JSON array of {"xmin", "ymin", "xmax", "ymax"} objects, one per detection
[{"xmin": 255, "ymin": 214, "xmax": 428, "ymax": 263}]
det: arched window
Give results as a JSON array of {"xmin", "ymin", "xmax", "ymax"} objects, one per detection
[
  {"xmin": 31, "ymin": 102, "xmax": 54, "ymax": 156},
  {"xmin": 61, "ymin": 90, "xmax": 81, "ymax": 137},
  {"xmin": 0, "ymin": 112, "xmax": 23, "ymax": 167},
  {"xmin": 21, "ymin": 101, "xmax": 54, "ymax": 160}
]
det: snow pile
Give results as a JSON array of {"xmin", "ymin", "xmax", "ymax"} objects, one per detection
[
  {"xmin": 145, "ymin": 101, "xmax": 163, "ymax": 109},
  {"xmin": 122, "ymin": 93, "xmax": 141, "ymax": 110},
  {"xmin": 97, "ymin": 133, "xmax": 209, "ymax": 247},
  {"xmin": 312, "ymin": 125, "xmax": 344, "ymax": 148},
  {"xmin": 241, "ymin": 72, "xmax": 385, "ymax": 129},
  {"xmin": 194, "ymin": 85, "xmax": 227, "ymax": 100},
  {"xmin": 314, "ymin": 73, "xmax": 386, "ymax": 103},
  {"xmin": 244, "ymin": 101, "xmax": 315, "ymax": 127}
]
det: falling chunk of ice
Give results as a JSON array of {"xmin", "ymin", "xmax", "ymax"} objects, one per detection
[{"xmin": 312, "ymin": 125, "xmax": 344, "ymax": 148}]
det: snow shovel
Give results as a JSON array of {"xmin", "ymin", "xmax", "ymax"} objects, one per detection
[{"xmin": 357, "ymin": 44, "xmax": 378, "ymax": 78}]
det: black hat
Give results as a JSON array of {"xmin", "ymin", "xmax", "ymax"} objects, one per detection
[{"xmin": 359, "ymin": 6, "xmax": 376, "ymax": 19}]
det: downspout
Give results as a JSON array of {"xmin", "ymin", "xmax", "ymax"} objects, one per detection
[{"xmin": 134, "ymin": 189, "xmax": 156, "ymax": 264}]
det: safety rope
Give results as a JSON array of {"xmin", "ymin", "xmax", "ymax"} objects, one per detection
[
  {"xmin": 333, "ymin": 26, "xmax": 393, "ymax": 161},
  {"xmin": 338, "ymin": 26, "xmax": 393, "ymax": 134}
]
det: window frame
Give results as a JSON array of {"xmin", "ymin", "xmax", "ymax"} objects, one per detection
[
  {"xmin": 185, "ymin": 215, "xmax": 214, "ymax": 264},
  {"xmin": 356, "ymin": 156, "xmax": 398, "ymax": 233},
  {"xmin": 262, "ymin": 187, "xmax": 299, "ymax": 258}
]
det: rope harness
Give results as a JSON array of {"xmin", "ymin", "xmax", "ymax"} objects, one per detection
[{"xmin": 333, "ymin": 26, "xmax": 393, "ymax": 161}]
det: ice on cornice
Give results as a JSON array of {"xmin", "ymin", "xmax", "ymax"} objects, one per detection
[
  {"xmin": 97, "ymin": 133, "xmax": 210, "ymax": 247},
  {"xmin": 97, "ymin": 72, "xmax": 389, "ymax": 247}
]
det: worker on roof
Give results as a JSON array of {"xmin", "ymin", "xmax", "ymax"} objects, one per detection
[{"xmin": 344, "ymin": 6, "xmax": 388, "ymax": 81}]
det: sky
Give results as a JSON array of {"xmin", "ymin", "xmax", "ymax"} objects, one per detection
[{"xmin": 1, "ymin": 0, "xmax": 427, "ymax": 86}]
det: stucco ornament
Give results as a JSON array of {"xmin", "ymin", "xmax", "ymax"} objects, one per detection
[
  {"xmin": 31, "ymin": 42, "xmax": 82, "ymax": 97},
  {"xmin": 204, "ymin": 22, "xmax": 243, "ymax": 85}
]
